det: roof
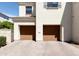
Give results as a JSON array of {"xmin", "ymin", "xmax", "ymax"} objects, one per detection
[
  {"xmin": 0, "ymin": 13, "xmax": 9, "ymax": 20},
  {"xmin": 18, "ymin": 2, "xmax": 36, "ymax": 6},
  {"xmin": 11, "ymin": 16, "xmax": 36, "ymax": 22}
]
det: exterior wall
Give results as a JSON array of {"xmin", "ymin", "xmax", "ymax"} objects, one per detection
[
  {"xmin": 14, "ymin": 23, "xmax": 20, "ymax": 40},
  {"xmin": 14, "ymin": 2, "xmax": 72, "ymax": 42},
  {"xmin": 14, "ymin": 22, "xmax": 35, "ymax": 40},
  {"xmin": 19, "ymin": 2, "xmax": 36, "ymax": 17},
  {"xmin": 33, "ymin": 3, "xmax": 36, "ymax": 16},
  {"xmin": 0, "ymin": 29, "xmax": 13, "ymax": 44},
  {"xmin": 36, "ymin": 2, "xmax": 72, "ymax": 41},
  {"xmin": 72, "ymin": 2, "xmax": 79, "ymax": 43},
  {"xmin": 61, "ymin": 2, "xmax": 72, "ymax": 42},
  {"xmin": 19, "ymin": 5, "xmax": 26, "ymax": 16},
  {"xmin": 36, "ymin": 2, "xmax": 65, "ymax": 41},
  {"xmin": 36, "ymin": 23, "xmax": 43, "ymax": 41},
  {"xmin": 36, "ymin": 2, "xmax": 66, "ymax": 25}
]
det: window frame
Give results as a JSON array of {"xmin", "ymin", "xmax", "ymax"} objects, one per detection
[
  {"xmin": 44, "ymin": 2, "xmax": 61, "ymax": 9},
  {"xmin": 26, "ymin": 6, "xmax": 32, "ymax": 14}
]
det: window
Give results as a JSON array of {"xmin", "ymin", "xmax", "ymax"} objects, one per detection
[
  {"xmin": 44, "ymin": 2, "xmax": 61, "ymax": 9},
  {"xmin": 47, "ymin": 2, "xmax": 58, "ymax": 7},
  {"xmin": 26, "ymin": 6, "xmax": 32, "ymax": 14}
]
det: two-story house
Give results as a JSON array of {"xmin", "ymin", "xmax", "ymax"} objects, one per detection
[{"xmin": 11, "ymin": 2, "xmax": 73, "ymax": 42}]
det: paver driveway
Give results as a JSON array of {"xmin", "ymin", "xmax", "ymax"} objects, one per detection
[{"xmin": 0, "ymin": 40, "xmax": 79, "ymax": 56}]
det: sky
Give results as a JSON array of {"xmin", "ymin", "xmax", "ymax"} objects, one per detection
[{"xmin": 0, "ymin": 2, "xmax": 19, "ymax": 17}]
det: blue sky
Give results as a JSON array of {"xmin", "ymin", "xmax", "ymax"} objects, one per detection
[{"xmin": 0, "ymin": 2, "xmax": 19, "ymax": 17}]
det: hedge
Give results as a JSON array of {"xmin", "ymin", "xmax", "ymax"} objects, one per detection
[
  {"xmin": 0, "ymin": 36, "xmax": 6, "ymax": 47},
  {"xmin": 0, "ymin": 21, "xmax": 14, "ymax": 29}
]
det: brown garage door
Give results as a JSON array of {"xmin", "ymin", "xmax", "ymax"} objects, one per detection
[
  {"xmin": 43, "ymin": 25, "xmax": 60, "ymax": 41},
  {"xmin": 20, "ymin": 26, "xmax": 36, "ymax": 41}
]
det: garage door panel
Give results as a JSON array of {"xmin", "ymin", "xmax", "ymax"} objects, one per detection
[
  {"xmin": 20, "ymin": 35, "xmax": 33, "ymax": 40},
  {"xmin": 43, "ymin": 35, "xmax": 57, "ymax": 41},
  {"xmin": 20, "ymin": 26, "xmax": 35, "ymax": 41},
  {"xmin": 43, "ymin": 25, "xmax": 60, "ymax": 41},
  {"xmin": 20, "ymin": 26, "xmax": 35, "ymax": 35}
]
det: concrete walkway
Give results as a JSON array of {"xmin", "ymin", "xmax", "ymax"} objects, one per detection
[{"xmin": 0, "ymin": 40, "xmax": 79, "ymax": 56}]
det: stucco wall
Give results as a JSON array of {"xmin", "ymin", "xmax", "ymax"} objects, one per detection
[
  {"xmin": 72, "ymin": 2, "xmax": 79, "ymax": 43},
  {"xmin": 36, "ymin": 2, "xmax": 72, "ymax": 41},
  {"xmin": 36, "ymin": 2, "xmax": 66, "ymax": 25},
  {"xmin": 19, "ymin": 5, "xmax": 26, "ymax": 16},
  {"xmin": 19, "ymin": 2, "xmax": 36, "ymax": 17},
  {"xmin": 15, "ymin": 2, "xmax": 72, "ymax": 41},
  {"xmin": 61, "ymin": 2, "xmax": 72, "ymax": 42},
  {"xmin": 14, "ymin": 22, "xmax": 35, "ymax": 40},
  {"xmin": 36, "ymin": 2, "xmax": 66, "ymax": 41},
  {"xmin": 0, "ymin": 29, "xmax": 13, "ymax": 44}
]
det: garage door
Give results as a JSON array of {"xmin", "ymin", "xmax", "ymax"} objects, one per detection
[
  {"xmin": 20, "ymin": 26, "xmax": 36, "ymax": 41},
  {"xmin": 43, "ymin": 25, "xmax": 60, "ymax": 41}
]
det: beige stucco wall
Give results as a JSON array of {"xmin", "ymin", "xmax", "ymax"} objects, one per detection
[{"xmin": 0, "ymin": 29, "xmax": 13, "ymax": 44}]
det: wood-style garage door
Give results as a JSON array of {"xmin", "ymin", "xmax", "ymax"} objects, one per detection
[
  {"xmin": 20, "ymin": 26, "xmax": 36, "ymax": 41},
  {"xmin": 43, "ymin": 25, "xmax": 60, "ymax": 41}
]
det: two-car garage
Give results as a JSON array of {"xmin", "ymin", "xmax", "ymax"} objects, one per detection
[{"xmin": 20, "ymin": 25, "xmax": 60, "ymax": 41}]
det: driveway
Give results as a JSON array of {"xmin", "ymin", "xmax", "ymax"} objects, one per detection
[{"xmin": 0, "ymin": 40, "xmax": 79, "ymax": 56}]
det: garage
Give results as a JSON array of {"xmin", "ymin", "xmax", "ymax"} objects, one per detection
[
  {"xmin": 43, "ymin": 25, "xmax": 60, "ymax": 41},
  {"xmin": 20, "ymin": 26, "xmax": 36, "ymax": 41}
]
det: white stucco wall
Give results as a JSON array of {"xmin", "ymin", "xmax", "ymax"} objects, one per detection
[
  {"xmin": 36, "ymin": 2, "xmax": 72, "ymax": 42},
  {"xmin": 72, "ymin": 2, "xmax": 79, "ymax": 43},
  {"xmin": 36, "ymin": 2, "xmax": 66, "ymax": 41},
  {"xmin": 0, "ymin": 29, "xmax": 13, "ymax": 44},
  {"xmin": 36, "ymin": 2, "xmax": 66, "ymax": 25},
  {"xmin": 19, "ymin": 2, "xmax": 36, "ymax": 17},
  {"xmin": 14, "ymin": 22, "xmax": 35, "ymax": 40},
  {"xmin": 15, "ymin": 2, "xmax": 72, "ymax": 42},
  {"xmin": 19, "ymin": 5, "xmax": 26, "ymax": 16},
  {"xmin": 61, "ymin": 2, "xmax": 72, "ymax": 42}
]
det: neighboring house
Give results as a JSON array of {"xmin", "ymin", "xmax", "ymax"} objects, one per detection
[
  {"xmin": 0, "ymin": 13, "xmax": 13, "ymax": 22},
  {"xmin": 11, "ymin": 2, "xmax": 79, "ymax": 43},
  {"xmin": 0, "ymin": 13, "xmax": 13, "ymax": 44},
  {"xmin": 0, "ymin": 13, "xmax": 9, "ymax": 20}
]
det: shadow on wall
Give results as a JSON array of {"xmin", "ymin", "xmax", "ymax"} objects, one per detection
[{"xmin": 61, "ymin": 2, "xmax": 72, "ymax": 42}]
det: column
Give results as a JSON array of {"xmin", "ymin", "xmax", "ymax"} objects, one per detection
[
  {"xmin": 14, "ymin": 23, "xmax": 20, "ymax": 40},
  {"xmin": 36, "ymin": 24, "xmax": 43, "ymax": 41},
  {"xmin": 60, "ymin": 25, "xmax": 64, "ymax": 42}
]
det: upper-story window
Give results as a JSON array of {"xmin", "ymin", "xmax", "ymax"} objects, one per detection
[
  {"xmin": 47, "ymin": 2, "xmax": 58, "ymax": 7},
  {"xmin": 26, "ymin": 6, "xmax": 32, "ymax": 14},
  {"xmin": 45, "ymin": 2, "xmax": 61, "ymax": 9}
]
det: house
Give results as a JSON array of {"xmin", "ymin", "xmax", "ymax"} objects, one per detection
[{"xmin": 11, "ymin": 2, "xmax": 79, "ymax": 43}]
